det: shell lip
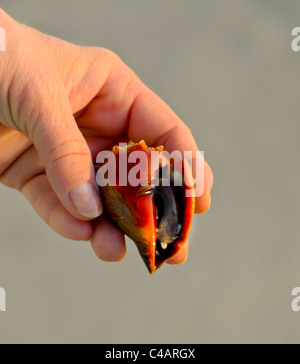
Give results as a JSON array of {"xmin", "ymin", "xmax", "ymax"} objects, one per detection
[{"xmin": 137, "ymin": 162, "xmax": 195, "ymax": 273}]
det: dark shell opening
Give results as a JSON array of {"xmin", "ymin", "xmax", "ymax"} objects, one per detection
[{"xmin": 153, "ymin": 166, "xmax": 186, "ymax": 265}]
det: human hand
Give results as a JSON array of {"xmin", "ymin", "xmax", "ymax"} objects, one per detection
[{"xmin": 0, "ymin": 10, "xmax": 213, "ymax": 265}]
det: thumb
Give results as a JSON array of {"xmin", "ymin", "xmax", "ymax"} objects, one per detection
[{"xmin": 30, "ymin": 88, "xmax": 103, "ymax": 220}]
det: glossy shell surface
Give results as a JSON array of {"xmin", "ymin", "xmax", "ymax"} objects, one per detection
[{"xmin": 98, "ymin": 141, "xmax": 195, "ymax": 273}]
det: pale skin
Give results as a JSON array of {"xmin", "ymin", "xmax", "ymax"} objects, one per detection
[{"xmin": 0, "ymin": 9, "xmax": 213, "ymax": 265}]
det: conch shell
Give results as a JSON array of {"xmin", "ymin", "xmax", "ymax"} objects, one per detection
[{"xmin": 95, "ymin": 141, "xmax": 195, "ymax": 274}]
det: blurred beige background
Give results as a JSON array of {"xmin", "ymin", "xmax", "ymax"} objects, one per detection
[{"xmin": 0, "ymin": 0, "xmax": 300, "ymax": 344}]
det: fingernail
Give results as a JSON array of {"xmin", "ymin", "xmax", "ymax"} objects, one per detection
[{"xmin": 70, "ymin": 182, "xmax": 103, "ymax": 218}]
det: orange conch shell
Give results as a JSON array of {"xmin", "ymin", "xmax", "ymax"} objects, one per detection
[{"xmin": 96, "ymin": 141, "xmax": 195, "ymax": 274}]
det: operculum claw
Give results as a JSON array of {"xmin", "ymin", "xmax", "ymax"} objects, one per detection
[{"xmin": 137, "ymin": 185, "xmax": 154, "ymax": 198}]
